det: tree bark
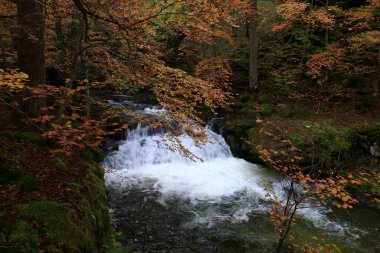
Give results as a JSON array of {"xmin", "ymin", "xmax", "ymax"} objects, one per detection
[
  {"xmin": 376, "ymin": 47, "xmax": 380, "ymax": 93},
  {"xmin": 14, "ymin": 0, "xmax": 46, "ymax": 86},
  {"xmin": 249, "ymin": 0, "xmax": 258, "ymax": 90},
  {"xmin": 14, "ymin": 0, "xmax": 46, "ymax": 116}
]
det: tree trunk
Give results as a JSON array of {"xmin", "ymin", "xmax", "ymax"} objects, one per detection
[
  {"xmin": 14, "ymin": 0, "xmax": 46, "ymax": 115},
  {"xmin": 14, "ymin": 0, "xmax": 46, "ymax": 86},
  {"xmin": 376, "ymin": 47, "xmax": 380, "ymax": 93},
  {"xmin": 249, "ymin": 0, "xmax": 258, "ymax": 90}
]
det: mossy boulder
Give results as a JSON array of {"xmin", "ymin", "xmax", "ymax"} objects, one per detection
[
  {"xmin": 87, "ymin": 162, "xmax": 105, "ymax": 178},
  {"xmin": 20, "ymin": 132, "xmax": 46, "ymax": 145},
  {"xmin": 9, "ymin": 163, "xmax": 110, "ymax": 253},
  {"xmin": 79, "ymin": 165, "xmax": 110, "ymax": 243},
  {"xmin": 224, "ymin": 119, "xmax": 255, "ymax": 136},
  {"xmin": 290, "ymin": 123, "xmax": 353, "ymax": 168},
  {"xmin": 18, "ymin": 201, "xmax": 89, "ymax": 252}
]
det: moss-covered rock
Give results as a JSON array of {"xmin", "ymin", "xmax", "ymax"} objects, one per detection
[
  {"xmin": 224, "ymin": 119, "xmax": 255, "ymax": 136},
  {"xmin": 290, "ymin": 123, "xmax": 353, "ymax": 168},
  {"xmin": 18, "ymin": 200, "xmax": 88, "ymax": 252},
  {"xmin": 81, "ymin": 146, "xmax": 105, "ymax": 163},
  {"xmin": 78, "ymin": 164, "xmax": 110, "ymax": 244},
  {"xmin": 10, "ymin": 163, "xmax": 110, "ymax": 252},
  {"xmin": 7, "ymin": 162, "xmax": 110, "ymax": 253},
  {"xmin": 19, "ymin": 132, "xmax": 45, "ymax": 145}
]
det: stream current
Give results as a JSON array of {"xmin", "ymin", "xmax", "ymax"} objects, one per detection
[{"xmin": 103, "ymin": 97, "xmax": 380, "ymax": 253}]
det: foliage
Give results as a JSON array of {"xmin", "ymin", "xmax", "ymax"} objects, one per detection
[
  {"xmin": 9, "ymin": 221, "xmax": 40, "ymax": 253},
  {"xmin": 250, "ymin": 120, "xmax": 361, "ymax": 251},
  {"xmin": 0, "ymin": 0, "xmax": 251, "ymax": 157}
]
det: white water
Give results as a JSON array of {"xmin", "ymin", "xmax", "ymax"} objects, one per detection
[
  {"xmin": 104, "ymin": 106, "xmax": 366, "ymax": 239},
  {"xmin": 104, "ymin": 124, "xmax": 272, "ymax": 221}
]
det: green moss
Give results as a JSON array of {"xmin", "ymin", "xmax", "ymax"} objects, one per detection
[
  {"xmin": 4, "ymin": 148, "xmax": 110, "ymax": 252},
  {"xmin": 9, "ymin": 220, "xmax": 39, "ymax": 253},
  {"xmin": 87, "ymin": 162, "xmax": 105, "ymax": 178},
  {"xmin": 224, "ymin": 119, "xmax": 255, "ymax": 135},
  {"xmin": 290, "ymin": 123, "xmax": 353, "ymax": 167},
  {"xmin": 259, "ymin": 104, "xmax": 274, "ymax": 116},
  {"xmin": 78, "ymin": 166, "xmax": 110, "ymax": 243},
  {"xmin": 18, "ymin": 201, "xmax": 86, "ymax": 252},
  {"xmin": 52, "ymin": 157, "xmax": 68, "ymax": 170},
  {"xmin": 81, "ymin": 146, "xmax": 105, "ymax": 163},
  {"xmin": 104, "ymin": 231, "xmax": 139, "ymax": 253},
  {"xmin": 20, "ymin": 132, "xmax": 45, "ymax": 145},
  {"xmin": 0, "ymin": 130, "xmax": 16, "ymax": 140}
]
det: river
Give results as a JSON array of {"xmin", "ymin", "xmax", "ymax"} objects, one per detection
[{"xmin": 103, "ymin": 97, "xmax": 380, "ymax": 253}]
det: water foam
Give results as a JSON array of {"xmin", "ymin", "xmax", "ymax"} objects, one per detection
[{"xmin": 104, "ymin": 108, "xmax": 364, "ymax": 236}]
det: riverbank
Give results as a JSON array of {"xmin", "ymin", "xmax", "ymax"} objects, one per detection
[
  {"xmin": 221, "ymin": 88, "xmax": 380, "ymax": 208},
  {"xmin": 0, "ymin": 122, "xmax": 111, "ymax": 252}
]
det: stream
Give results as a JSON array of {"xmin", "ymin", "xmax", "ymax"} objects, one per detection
[{"xmin": 103, "ymin": 96, "xmax": 380, "ymax": 253}]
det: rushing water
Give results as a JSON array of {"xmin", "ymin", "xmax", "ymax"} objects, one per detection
[{"xmin": 104, "ymin": 100, "xmax": 380, "ymax": 253}]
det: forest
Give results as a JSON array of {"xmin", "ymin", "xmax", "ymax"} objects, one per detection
[{"xmin": 0, "ymin": 0, "xmax": 379, "ymax": 252}]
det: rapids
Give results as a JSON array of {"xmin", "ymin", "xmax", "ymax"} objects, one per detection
[{"xmin": 103, "ymin": 99, "xmax": 380, "ymax": 253}]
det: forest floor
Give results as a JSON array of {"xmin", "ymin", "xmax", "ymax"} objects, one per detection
[{"xmin": 0, "ymin": 106, "xmax": 110, "ymax": 252}]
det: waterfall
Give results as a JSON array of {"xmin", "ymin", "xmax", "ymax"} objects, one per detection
[
  {"xmin": 104, "ymin": 122, "xmax": 271, "ymax": 210},
  {"xmin": 104, "ymin": 104, "xmax": 367, "ymax": 238}
]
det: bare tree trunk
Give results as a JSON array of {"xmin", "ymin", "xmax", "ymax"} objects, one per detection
[
  {"xmin": 14, "ymin": 0, "xmax": 46, "ymax": 115},
  {"xmin": 249, "ymin": 0, "xmax": 258, "ymax": 90}
]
